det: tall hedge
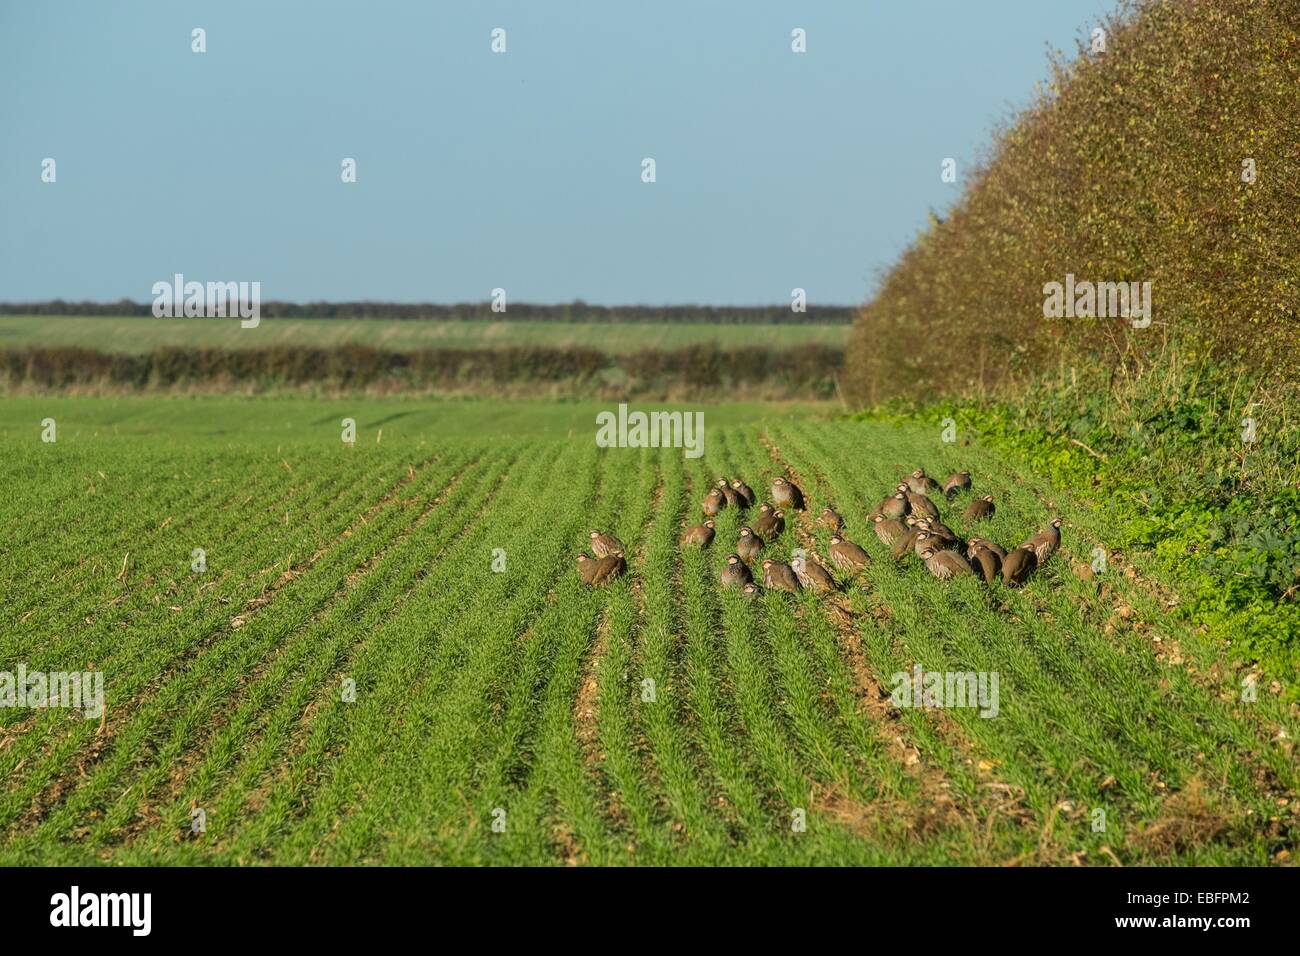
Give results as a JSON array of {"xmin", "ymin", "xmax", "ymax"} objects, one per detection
[{"xmin": 845, "ymin": 0, "xmax": 1300, "ymax": 405}]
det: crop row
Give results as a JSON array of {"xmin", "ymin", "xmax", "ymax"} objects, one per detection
[{"xmin": 3, "ymin": 421, "xmax": 1294, "ymax": 863}]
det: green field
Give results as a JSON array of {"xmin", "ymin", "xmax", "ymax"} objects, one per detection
[
  {"xmin": 0, "ymin": 315, "xmax": 849, "ymax": 354},
  {"xmin": 0, "ymin": 395, "xmax": 1293, "ymax": 865}
]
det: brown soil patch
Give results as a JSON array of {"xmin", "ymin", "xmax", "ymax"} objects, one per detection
[
  {"xmin": 574, "ymin": 613, "xmax": 611, "ymax": 768},
  {"xmin": 1127, "ymin": 777, "xmax": 1235, "ymax": 857}
]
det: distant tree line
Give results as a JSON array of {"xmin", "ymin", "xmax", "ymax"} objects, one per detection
[
  {"xmin": 0, "ymin": 300, "xmax": 855, "ymax": 325},
  {"xmin": 1, "ymin": 343, "xmax": 844, "ymax": 397}
]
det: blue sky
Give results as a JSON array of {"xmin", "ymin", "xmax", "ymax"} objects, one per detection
[{"xmin": 1, "ymin": 1, "xmax": 1115, "ymax": 306}]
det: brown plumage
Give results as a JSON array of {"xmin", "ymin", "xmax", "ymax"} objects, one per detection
[
  {"xmin": 879, "ymin": 491, "xmax": 909, "ymax": 519},
  {"xmin": 753, "ymin": 506, "xmax": 785, "ymax": 539},
  {"xmin": 914, "ymin": 520, "xmax": 962, "ymax": 552},
  {"xmin": 943, "ymin": 471, "xmax": 972, "ymax": 499},
  {"xmin": 963, "ymin": 495, "xmax": 996, "ymax": 521},
  {"xmin": 735, "ymin": 526, "xmax": 764, "ymax": 561},
  {"xmin": 892, "ymin": 525, "xmax": 922, "ymax": 561},
  {"xmin": 818, "ymin": 507, "xmax": 845, "ymax": 531},
  {"xmin": 920, "ymin": 547, "xmax": 974, "ymax": 580},
  {"xmin": 721, "ymin": 553, "xmax": 753, "ymax": 588},
  {"xmin": 702, "ymin": 488, "xmax": 725, "ymax": 517},
  {"xmin": 906, "ymin": 469, "xmax": 940, "ymax": 494},
  {"xmin": 966, "ymin": 537, "xmax": 1006, "ymax": 561},
  {"xmin": 970, "ymin": 547, "xmax": 1001, "ymax": 585},
  {"xmin": 741, "ymin": 582, "xmax": 762, "ymax": 601},
  {"xmin": 588, "ymin": 553, "xmax": 627, "ymax": 587},
  {"xmin": 716, "ymin": 478, "xmax": 743, "ymax": 509},
  {"xmin": 680, "ymin": 519, "xmax": 716, "ymax": 548},
  {"xmin": 923, "ymin": 518, "xmax": 960, "ymax": 540},
  {"xmin": 1020, "ymin": 517, "xmax": 1063, "ymax": 564},
  {"xmin": 771, "ymin": 476, "xmax": 805, "ymax": 510},
  {"xmin": 589, "ymin": 529, "xmax": 626, "ymax": 558},
  {"xmin": 792, "ymin": 554, "xmax": 837, "ymax": 593},
  {"xmin": 576, "ymin": 553, "xmax": 599, "ymax": 585},
  {"xmin": 762, "ymin": 558, "xmax": 802, "ymax": 593},
  {"xmin": 828, "ymin": 535, "xmax": 870, "ymax": 572},
  {"xmin": 873, "ymin": 513, "xmax": 907, "ymax": 546},
  {"xmin": 1001, "ymin": 546, "xmax": 1038, "ymax": 587},
  {"xmin": 730, "ymin": 478, "xmax": 756, "ymax": 507},
  {"xmin": 912, "ymin": 530, "xmax": 935, "ymax": 558},
  {"xmin": 905, "ymin": 491, "xmax": 940, "ymax": 521}
]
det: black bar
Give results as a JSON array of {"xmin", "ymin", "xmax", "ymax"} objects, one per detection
[{"xmin": 0, "ymin": 866, "xmax": 1277, "ymax": 941}]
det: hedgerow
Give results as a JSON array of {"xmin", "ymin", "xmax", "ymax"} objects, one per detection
[
  {"xmin": 844, "ymin": 0, "xmax": 1300, "ymax": 405},
  {"xmin": 0, "ymin": 344, "xmax": 845, "ymax": 399}
]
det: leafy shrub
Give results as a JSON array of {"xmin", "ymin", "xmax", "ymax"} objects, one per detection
[
  {"xmin": 868, "ymin": 358, "xmax": 1300, "ymax": 686},
  {"xmin": 844, "ymin": 0, "xmax": 1300, "ymax": 405}
]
